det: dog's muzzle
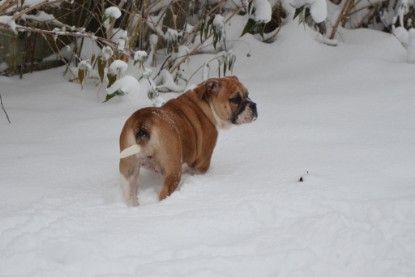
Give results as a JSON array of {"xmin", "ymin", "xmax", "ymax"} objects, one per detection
[
  {"xmin": 231, "ymin": 100, "xmax": 258, "ymax": 125},
  {"xmin": 250, "ymin": 101, "xmax": 258, "ymax": 121}
]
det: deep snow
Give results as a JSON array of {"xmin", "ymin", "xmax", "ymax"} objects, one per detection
[{"xmin": 1, "ymin": 20, "xmax": 415, "ymax": 277}]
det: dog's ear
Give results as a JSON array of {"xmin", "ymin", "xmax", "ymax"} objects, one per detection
[
  {"xmin": 228, "ymin": 75, "xmax": 239, "ymax": 81},
  {"xmin": 206, "ymin": 79, "xmax": 220, "ymax": 93},
  {"xmin": 197, "ymin": 79, "xmax": 221, "ymax": 100}
]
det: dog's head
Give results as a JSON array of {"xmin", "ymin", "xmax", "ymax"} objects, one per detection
[{"xmin": 197, "ymin": 76, "xmax": 258, "ymax": 129}]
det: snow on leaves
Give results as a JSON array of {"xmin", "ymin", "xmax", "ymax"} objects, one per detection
[
  {"xmin": 241, "ymin": 0, "xmax": 272, "ymax": 39},
  {"xmin": 103, "ymin": 6, "xmax": 122, "ymax": 29}
]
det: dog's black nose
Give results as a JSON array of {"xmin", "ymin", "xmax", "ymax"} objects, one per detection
[{"xmin": 249, "ymin": 102, "xmax": 258, "ymax": 120}]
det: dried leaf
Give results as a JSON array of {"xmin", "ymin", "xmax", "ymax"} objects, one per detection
[
  {"xmin": 98, "ymin": 57, "xmax": 106, "ymax": 83},
  {"xmin": 107, "ymin": 73, "xmax": 117, "ymax": 88},
  {"xmin": 78, "ymin": 68, "xmax": 85, "ymax": 88}
]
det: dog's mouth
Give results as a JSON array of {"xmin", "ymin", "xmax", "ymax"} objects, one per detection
[{"xmin": 231, "ymin": 101, "xmax": 258, "ymax": 125}]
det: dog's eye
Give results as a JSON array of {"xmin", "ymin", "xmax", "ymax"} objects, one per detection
[{"xmin": 230, "ymin": 95, "xmax": 242, "ymax": 104}]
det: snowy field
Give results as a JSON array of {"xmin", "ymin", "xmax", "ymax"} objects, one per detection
[{"xmin": 1, "ymin": 21, "xmax": 415, "ymax": 276}]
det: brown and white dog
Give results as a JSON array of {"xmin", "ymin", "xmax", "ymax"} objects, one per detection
[{"xmin": 119, "ymin": 76, "xmax": 257, "ymax": 206}]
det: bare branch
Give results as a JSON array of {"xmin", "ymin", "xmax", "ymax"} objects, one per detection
[
  {"xmin": 11, "ymin": 0, "xmax": 65, "ymax": 21},
  {"xmin": 0, "ymin": 93, "xmax": 11, "ymax": 124}
]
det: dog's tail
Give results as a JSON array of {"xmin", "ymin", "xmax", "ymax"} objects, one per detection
[{"xmin": 120, "ymin": 144, "xmax": 142, "ymax": 159}]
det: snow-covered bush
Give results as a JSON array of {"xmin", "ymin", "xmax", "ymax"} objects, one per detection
[
  {"xmin": 290, "ymin": 0, "xmax": 327, "ymax": 34},
  {"xmin": 77, "ymin": 60, "xmax": 92, "ymax": 88},
  {"xmin": 0, "ymin": 0, "xmax": 250, "ymax": 102},
  {"xmin": 2, "ymin": 0, "xmax": 415, "ymax": 96},
  {"xmin": 241, "ymin": 0, "xmax": 273, "ymax": 38},
  {"xmin": 325, "ymin": 0, "xmax": 415, "ymax": 40}
]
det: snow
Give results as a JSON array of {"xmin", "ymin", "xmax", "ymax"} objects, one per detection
[
  {"xmin": 19, "ymin": 0, "xmax": 47, "ymax": 7},
  {"xmin": 108, "ymin": 59, "xmax": 128, "ymax": 76},
  {"xmin": 407, "ymin": 29, "xmax": 415, "ymax": 63},
  {"xmin": 78, "ymin": 60, "xmax": 92, "ymax": 71},
  {"xmin": 113, "ymin": 29, "xmax": 128, "ymax": 51},
  {"xmin": 22, "ymin": 11, "xmax": 56, "ymax": 22},
  {"xmin": 393, "ymin": 26, "xmax": 409, "ymax": 48},
  {"xmin": 307, "ymin": 0, "xmax": 327, "ymax": 23},
  {"xmin": 1, "ymin": 19, "xmax": 415, "ymax": 277},
  {"xmin": 105, "ymin": 6, "xmax": 122, "ymax": 20},
  {"xmin": 133, "ymin": 50, "xmax": 148, "ymax": 64},
  {"xmin": 165, "ymin": 28, "xmax": 179, "ymax": 42},
  {"xmin": 289, "ymin": 0, "xmax": 327, "ymax": 23},
  {"xmin": 149, "ymin": 34, "xmax": 159, "ymax": 46},
  {"xmin": 164, "ymin": 28, "xmax": 179, "ymax": 47},
  {"xmin": 106, "ymin": 75, "xmax": 142, "ymax": 100},
  {"xmin": 213, "ymin": 14, "xmax": 225, "ymax": 31},
  {"xmin": 155, "ymin": 70, "xmax": 186, "ymax": 92},
  {"xmin": 251, "ymin": 0, "xmax": 272, "ymax": 23},
  {"xmin": 397, "ymin": 0, "xmax": 410, "ymax": 27},
  {"xmin": 0, "ymin": 62, "xmax": 8, "ymax": 72},
  {"xmin": 101, "ymin": 46, "xmax": 114, "ymax": 61},
  {"xmin": 0, "ymin": 15, "xmax": 16, "ymax": 33}
]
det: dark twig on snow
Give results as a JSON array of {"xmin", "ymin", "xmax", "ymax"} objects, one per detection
[
  {"xmin": 298, "ymin": 171, "xmax": 309, "ymax": 182},
  {"xmin": 0, "ymin": 93, "xmax": 11, "ymax": 124}
]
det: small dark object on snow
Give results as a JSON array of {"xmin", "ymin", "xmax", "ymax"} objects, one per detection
[{"xmin": 299, "ymin": 171, "xmax": 309, "ymax": 182}]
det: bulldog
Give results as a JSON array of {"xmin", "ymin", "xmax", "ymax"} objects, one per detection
[{"xmin": 119, "ymin": 76, "xmax": 257, "ymax": 206}]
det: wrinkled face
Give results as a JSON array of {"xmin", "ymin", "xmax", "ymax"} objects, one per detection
[{"xmin": 199, "ymin": 76, "xmax": 258, "ymax": 129}]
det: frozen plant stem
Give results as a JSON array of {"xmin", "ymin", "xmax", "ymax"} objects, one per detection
[
  {"xmin": 0, "ymin": 93, "xmax": 11, "ymax": 124},
  {"xmin": 329, "ymin": 0, "xmax": 354, "ymax": 39}
]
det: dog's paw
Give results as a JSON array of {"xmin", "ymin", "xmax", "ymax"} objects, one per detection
[{"xmin": 125, "ymin": 197, "xmax": 139, "ymax": 207}]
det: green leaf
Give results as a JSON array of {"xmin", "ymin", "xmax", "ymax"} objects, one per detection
[
  {"xmin": 78, "ymin": 68, "xmax": 85, "ymax": 88},
  {"xmin": 213, "ymin": 36, "xmax": 218, "ymax": 49},
  {"xmin": 241, "ymin": 18, "xmax": 257, "ymax": 37},
  {"xmin": 248, "ymin": 1, "xmax": 254, "ymax": 14},
  {"xmin": 91, "ymin": 54, "xmax": 96, "ymax": 65},
  {"xmin": 104, "ymin": 89, "xmax": 124, "ymax": 102},
  {"xmin": 107, "ymin": 73, "xmax": 117, "ymax": 88},
  {"xmin": 200, "ymin": 21, "xmax": 204, "ymax": 43},
  {"xmin": 213, "ymin": 28, "xmax": 222, "ymax": 50},
  {"xmin": 293, "ymin": 5, "xmax": 305, "ymax": 20},
  {"xmin": 257, "ymin": 23, "xmax": 265, "ymax": 39},
  {"xmin": 203, "ymin": 20, "xmax": 209, "ymax": 40},
  {"xmin": 97, "ymin": 57, "xmax": 106, "ymax": 83},
  {"xmin": 241, "ymin": 18, "xmax": 265, "ymax": 39},
  {"xmin": 147, "ymin": 88, "xmax": 159, "ymax": 100},
  {"xmin": 223, "ymin": 60, "xmax": 227, "ymax": 76},
  {"xmin": 228, "ymin": 55, "xmax": 236, "ymax": 72}
]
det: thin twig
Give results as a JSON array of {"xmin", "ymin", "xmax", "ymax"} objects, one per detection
[
  {"xmin": 329, "ymin": 0, "xmax": 355, "ymax": 39},
  {"xmin": 11, "ymin": 0, "xmax": 64, "ymax": 20},
  {"xmin": 169, "ymin": 4, "xmax": 243, "ymax": 73},
  {"xmin": 0, "ymin": 93, "xmax": 11, "ymax": 124},
  {"xmin": 365, "ymin": 0, "xmax": 406, "ymax": 49}
]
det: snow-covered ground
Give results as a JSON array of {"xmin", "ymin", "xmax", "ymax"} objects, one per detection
[{"xmin": 1, "ymin": 21, "xmax": 415, "ymax": 276}]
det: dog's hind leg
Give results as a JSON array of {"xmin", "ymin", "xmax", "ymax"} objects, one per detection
[
  {"xmin": 159, "ymin": 169, "xmax": 182, "ymax": 200},
  {"xmin": 158, "ymin": 143, "xmax": 182, "ymax": 200},
  {"xmin": 119, "ymin": 156, "xmax": 141, "ymax": 207}
]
